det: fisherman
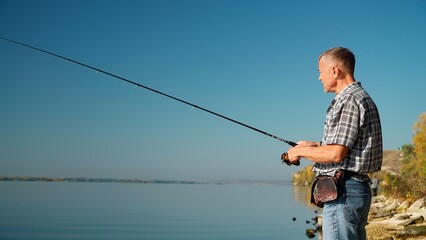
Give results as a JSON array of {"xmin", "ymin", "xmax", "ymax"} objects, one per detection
[
  {"xmin": 283, "ymin": 47, "xmax": 383, "ymax": 240},
  {"xmin": 1, "ymin": 38, "xmax": 383, "ymax": 240}
]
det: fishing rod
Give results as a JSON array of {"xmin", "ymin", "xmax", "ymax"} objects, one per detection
[{"xmin": 0, "ymin": 36, "xmax": 299, "ymax": 166}]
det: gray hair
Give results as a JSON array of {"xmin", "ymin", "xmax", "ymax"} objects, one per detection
[{"xmin": 319, "ymin": 47, "xmax": 356, "ymax": 75}]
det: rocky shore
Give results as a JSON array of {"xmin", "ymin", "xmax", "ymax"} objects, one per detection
[{"xmin": 366, "ymin": 195, "xmax": 426, "ymax": 240}]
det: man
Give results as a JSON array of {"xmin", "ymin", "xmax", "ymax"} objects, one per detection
[{"xmin": 284, "ymin": 47, "xmax": 382, "ymax": 240}]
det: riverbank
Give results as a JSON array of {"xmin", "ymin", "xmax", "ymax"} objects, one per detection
[
  {"xmin": 366, "ymin": 195, "xmax": 426, "ymax": 240},
  {"xmin": 310, "ymin": 195, "xmax": 426, "ymax": 240}
]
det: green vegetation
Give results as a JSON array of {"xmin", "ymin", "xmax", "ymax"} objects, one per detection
[
  {"xmin": 292, "ymin": 165, "xmax": 315, "ymax": 186},
  {"xmin": 380, "ymin": 113, "xmax": 426, "ymax": 201}
]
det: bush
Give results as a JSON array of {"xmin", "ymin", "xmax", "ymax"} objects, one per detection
[
  {"xmin": 380, "ymin": 113, "xmax": 426, "ymax": 201},
  {"xmin": 292, "ymin": 165, "xmax": 315, "ymax": 186}
]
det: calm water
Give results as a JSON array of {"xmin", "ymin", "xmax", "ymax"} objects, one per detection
[{"xmin": 0, "ymin": 182, "xmax": 317, "ymax": 240}]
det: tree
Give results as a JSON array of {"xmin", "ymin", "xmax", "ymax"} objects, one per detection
[
  {"xmin": 412, "ymin": 113, "xmax": 426, "ymax": 177},
  {"xmin": 399, "ymin": 113, "xmax": 426, "ymax": 199},
  {"xmin": 383, "ymin": 113, "xmax": 426, "ymax": 200}
]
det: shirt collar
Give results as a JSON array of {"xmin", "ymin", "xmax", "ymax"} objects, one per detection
[{"xmin": 334, "ymin": 82, "xmax": 361, "ymax": 101}]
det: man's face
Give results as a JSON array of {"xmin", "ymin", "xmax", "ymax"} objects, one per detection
[{"xmin": 318, "ymin": 57, "xmax": 336, "ymax": 93}]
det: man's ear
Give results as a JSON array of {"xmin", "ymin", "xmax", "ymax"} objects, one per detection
[{"xmin": 332, "ymin": 66, "xmax": 340, "ymax": 78}]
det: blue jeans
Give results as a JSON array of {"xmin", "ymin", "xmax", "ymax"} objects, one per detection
[{"xmin": 322, "ymin": 178, "xmax": 371, "ymax": 240}]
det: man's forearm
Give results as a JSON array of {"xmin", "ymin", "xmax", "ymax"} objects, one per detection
[{"xmin": 289, "ymin": 144, "xmax": 348, "ymax": 164}]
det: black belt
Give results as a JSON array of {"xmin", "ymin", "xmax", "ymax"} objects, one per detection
[{"xmin": 343, "ymin": 170, "xmax": 369, "ymax": 181}]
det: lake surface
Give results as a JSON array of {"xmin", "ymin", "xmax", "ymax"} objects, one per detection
[{"xmin": 0, "ymin": 181, "xmax": 317, "ymax": 239}]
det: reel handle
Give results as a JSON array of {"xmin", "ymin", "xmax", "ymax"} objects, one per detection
[
  {"xmin": 281, "ymin": 153, "xmax": 300, "ymax": 166},
  {"xmin": 281, "ymin": 141, "xmax": 300, "ymax": 166}
]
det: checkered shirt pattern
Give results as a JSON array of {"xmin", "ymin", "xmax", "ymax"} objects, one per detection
[{"xmin": 313, "ymin": 82, "xmax": 383, "ymax": 176}]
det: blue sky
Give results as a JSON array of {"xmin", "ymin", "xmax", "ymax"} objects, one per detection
[{"xmin": 1, "ymin": 0, "xmax": 425, "ymax": 180}]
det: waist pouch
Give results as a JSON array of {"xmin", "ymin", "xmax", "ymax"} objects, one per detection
[{"xmin": 310, "ymin": 171, "xmax": 345, "ymax": 208}]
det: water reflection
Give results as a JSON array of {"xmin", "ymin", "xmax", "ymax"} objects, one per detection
[
  {"xmin": 292, "ymin": 186, "xmax": 323, "ymax": 239},
  {"xmin": 292, "ymin": 186, "xmax": 313, "ymax": 207}
]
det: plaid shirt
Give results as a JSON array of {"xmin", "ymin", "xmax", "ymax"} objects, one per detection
[{"xmin": 313, "ymin": 82, "xmax": 383, "ymax": 176}]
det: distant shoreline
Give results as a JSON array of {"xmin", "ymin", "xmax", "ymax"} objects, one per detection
[{"xmin": 0, "ymin": 176, "xmax": 292, "ymax": 186}]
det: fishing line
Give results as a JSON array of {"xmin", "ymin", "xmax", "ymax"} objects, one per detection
[{"xmin": 0, "ymin": 36, "xmax": 299, "ymax": 165}]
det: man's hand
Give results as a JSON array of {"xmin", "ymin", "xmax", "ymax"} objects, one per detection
[
  {"xmin": 281, "ymin": 140, "xmax": 321, "ymax": 165},
  {"xmin": 287, "ymin": 147, "xmax": 302, "ymax": 163},
  {"xmin": 280, "ymin": 151, "xmax": 300, "ymax": 166}
]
